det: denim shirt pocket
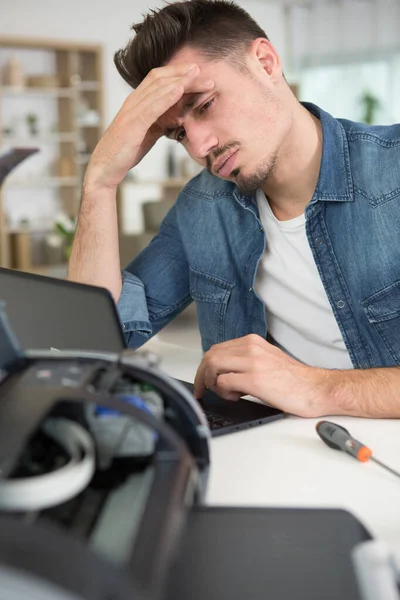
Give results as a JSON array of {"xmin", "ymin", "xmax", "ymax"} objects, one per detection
[
  {"xmin": 189, "ymin": 268, "xmax": 233, "ymax": 350},
  {"xmin": 362, "ymin": 280, "xmax": 400, "ymax": 365}
]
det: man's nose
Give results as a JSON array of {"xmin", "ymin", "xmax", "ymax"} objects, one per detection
[{"xmin": 185, "ymin": 121, "xmax": 218, "ymax": 161}]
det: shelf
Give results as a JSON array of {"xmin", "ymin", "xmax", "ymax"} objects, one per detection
[
  {"xmin": 76, "ymin": 153, "xmax": 92, "ymax": 164},
  {"xmin": 0, "ymin": 86, "xmax": 74, "ymax": 97},
  {"xmin": 6, "ymin": 225, "xmax": 53, "ymax": 234},
  {"xmin": 0, "ymin": 37, "xmax": 102, "ymax": 52},
  {"xmin": 1, "ymin": 133, "xmax": 77, "ymax": 145},
  {"xmin": 5, "ymin": 176, "xmax": 79, "ymax": 188},
  {"xmin": 77, "ymin": 122, "xmax": 101, "ymax": 128},
  {"xmin": 0, "ymin": 36, "xmax": 103, "ymax": 272},
  {"xmin": 77, "ymin": 81, "xmax": 99, "ymax": 91}
]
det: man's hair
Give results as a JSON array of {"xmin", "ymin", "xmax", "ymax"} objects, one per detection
[{"xmin": 114, "ymin": 0, "xmax": 269, "ymax": 89}]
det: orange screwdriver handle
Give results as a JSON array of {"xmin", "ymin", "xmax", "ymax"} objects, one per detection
[{"xmin": 316, "ymin": 421, "xmax": 372, "ymax": 462}]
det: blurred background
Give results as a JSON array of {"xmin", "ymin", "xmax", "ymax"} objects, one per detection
[{"xmin": 0, "ymin": 0, "xmax": 399, "ymax": 347}]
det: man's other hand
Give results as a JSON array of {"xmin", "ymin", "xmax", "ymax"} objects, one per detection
[{"xmin": 193, "ymin": 334, "xmax": 330, "ymax": 418}]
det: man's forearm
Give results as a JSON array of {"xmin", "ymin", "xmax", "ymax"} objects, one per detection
[
  {"xmin": 68, "ymin": 187, "xmax": 122, "ymax": 303},
  {"xmin": 323, "ymin": 367, "xmax": 400, "ymax": 418},
  {"xmin": 191, "ymin": 335, "xmax": 400, "ymax": 419}
]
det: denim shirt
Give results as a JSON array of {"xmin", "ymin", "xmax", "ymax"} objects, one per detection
[{"xmin": 117, "ymin": 102, "xmax": 400, "ymax": 369}]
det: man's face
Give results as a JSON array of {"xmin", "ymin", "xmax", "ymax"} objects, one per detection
[{"xmin": 159, "ymin": 45, "xmax": 292, "ymax": 195}]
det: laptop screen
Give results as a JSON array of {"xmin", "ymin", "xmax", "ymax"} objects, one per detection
[{"xmin": 0, "ymin": 268, "xmax": 125, "ymax": 353}]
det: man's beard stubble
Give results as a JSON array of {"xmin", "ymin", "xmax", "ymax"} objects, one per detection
[
  {"xmin": 231, "ymin": 151, "xmax": 278, "ymax": 196},
  {"xmin": 206, "ymin": 144, "xmax": 279, "ymax": 196}
]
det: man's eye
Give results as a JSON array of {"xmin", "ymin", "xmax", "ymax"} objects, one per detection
[
  {"xmin": 200, "ymin": 98, "xmax": 215, "ymax": 113},
  {"xmin": 176, "ymin": 128, "xmax": 186, "ymax": 143}
]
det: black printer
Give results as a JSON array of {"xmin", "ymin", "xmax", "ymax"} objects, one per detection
[{"xmin": 0, "ymin": 303, "xmax": 379, "ymax": 600}]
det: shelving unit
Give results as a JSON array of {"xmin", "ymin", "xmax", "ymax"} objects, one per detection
[
  {"xmin": 0, "ymin": 87, "xmax": 74, "ymax": 97},
  {"xmin": 0, "ymin": 36, "xmax": 104, "ymax": 275},
  {"xmin": 4, "ymin": 176, "xmax": 79, "ymax": 188}
]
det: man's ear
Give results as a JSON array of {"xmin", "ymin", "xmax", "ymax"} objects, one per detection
[{"xmin": 250, "ymin": 38, "xmax": 282, "ymax": 80}]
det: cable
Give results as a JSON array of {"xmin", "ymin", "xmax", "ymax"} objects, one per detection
[{"xmin": 0, "ymin": 418, "xmax": 95, "ymax": 512}]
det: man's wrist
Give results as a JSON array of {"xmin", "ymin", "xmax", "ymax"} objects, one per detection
[
  {"xmin": 82, "ymin": 177, "xmax": 117, "ymax": 198},
  {"xmin": 305, "ymin": 367, "xmax": 357, "ymax": 417},
  {"xmin": 314, "ymin": 368, "xmax": 349, "ymax": 416},
  {"xmin": 315, "ymin": 368, "xmax": 384, "ymax": 418},
  {"xmin": 80, "ymin": 183, "xmax": 117, "ymax": 216},
  {"xmin": 301, "ymin": 366, "xmax": 338, "ymax": 417}
]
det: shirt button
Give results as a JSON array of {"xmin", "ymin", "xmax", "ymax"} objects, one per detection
[
  {"xmin": 122, "ymin": 324, "xmax": 126, "ymax": 330},
  {"xmin": 360, "ymin": 363, "xmax": 369, "ymax": 369},
  {"xmin": 249, "ymin": 288, "xmax": 253, "ymax": 292},
  {"xmin": 337, "ymin": 300, "xmax": 345, "ymax": 308},
  {"xmin": 259, "ymin": 227, "xmax": 263, "ymax": 232},
  {"xmin": 315, "ymin": 237, "xmax": 323, "ymax": 246}
]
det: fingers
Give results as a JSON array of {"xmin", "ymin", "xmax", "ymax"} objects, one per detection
[
  {"xmin": 140, "ymin": 76, "xmax": 214, "ymax": 122},
  {"xmin": 125, "ymin": 63, "xmax": 213, "ymax": 111},
  {"xmin": 194, "ymin": 362, "xmax": 208, "ymax": 400},
  {"xmin": 137, "ymin": 63, "xmax": 200, "ymax": 95},
  {"xmin": 203, "ymin": 356, "xmax": 255, "ymax": 390},
  {"xmin": 194, "ymin": 366, "xmax": 244, "ymax": 402},
  {"xmin": 193, "ymin": 335, "xmax": 276, "ymax": 400},
  {"xmin": 215, "ymin": 372, "xmax": 278, "ymax": 407},
  {"xmin": 135, "ymin": 72, "xmax": 214, "ymax": 116},
  {"xmin": 194, "ymin": 337, "xmax": 250, "ymax": 398},
  {"xmin": 121, "ymin": 74, "xmax": 215, "ymax": 138},
  {"xmin": 124, "ymin": 63, "xmax": 195, "ymax": 107},
  {"xmin": 133, "ymin": 80, "xmax": 186, "ymax": 131},
  {"xmin": 215, "ymin": 372, "xmax": 250, "ymax": 401}
]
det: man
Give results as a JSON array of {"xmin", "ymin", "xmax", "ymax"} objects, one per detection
[{"xmin": 68, "ymin": 0, "xmax": 400, "ymax": 418}]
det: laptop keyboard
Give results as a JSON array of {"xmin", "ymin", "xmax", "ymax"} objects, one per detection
[{"xmin": 202, "ymin": 409, "xmax": 234, "ymax": 430}]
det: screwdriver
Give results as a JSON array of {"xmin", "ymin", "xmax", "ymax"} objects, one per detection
[{"xmin": 316, "ymin": 420, "xmax": 400, "ymax": 480}]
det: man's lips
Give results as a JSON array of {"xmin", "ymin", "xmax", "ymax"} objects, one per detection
[{"xmin": 213, "ymin": 150, "xmax": 239, "ymax": 177}]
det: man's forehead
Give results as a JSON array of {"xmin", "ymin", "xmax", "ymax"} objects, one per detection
[
  {"xmin": 157, "ymin": 91, "xmax": 209, "ymax": 131},
  {"xmin": 167, "ymin": 45, "xmax": 206, "ymax": 66}
]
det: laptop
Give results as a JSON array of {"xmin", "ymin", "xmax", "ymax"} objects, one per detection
[
  {"xmin": 0, "ymin": 267, "xmax": 284, "ymax": 436},
  {"xmin": 0, "ymin": 267, "xmax": 125, "ymax": 353}
]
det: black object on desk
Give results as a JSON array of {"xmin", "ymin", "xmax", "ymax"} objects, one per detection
[
  {"xmin": 165, "ymin": 506, "xmax": 370, "ymax": 600},
  {"xmin": 0, "ymin": 304, "xmax": 372, "ymax": 600},
  {"xmin": 0, "ymin": 267, "xmax": 125, "ymax": 353},
  {"xmin": 179, "ymin": 380, "xmax": 284, "ymax": 436}
]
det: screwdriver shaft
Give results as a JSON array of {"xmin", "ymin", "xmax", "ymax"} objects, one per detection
[{"xmin": 370, "ymin": 457, "xmax": 400, "ymax": 481}]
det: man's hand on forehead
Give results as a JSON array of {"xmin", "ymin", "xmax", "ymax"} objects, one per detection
[
  {"xmin": 152, "ymin": 65, "xmax": 215, "ymax": 136},
  {"xmin": 84, "ymin": 62, "xmax": 214, "ymax": 191},
  {"xmin": 159, "ymin": 90, "xmax": 215, "ymax": 138}
]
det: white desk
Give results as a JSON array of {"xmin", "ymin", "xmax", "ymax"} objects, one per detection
[{"xmin": 145, "ymin": 338, "xmax": 400, "ymax": 561}]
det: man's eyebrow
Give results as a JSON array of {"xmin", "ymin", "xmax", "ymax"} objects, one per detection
[
  {"xmin": 164, "ymin": 92, "xmax": 209, "ymax": 137},
  {"xmin": 182, "ymin": 92, "xmax": 206, "ymax": 115}
]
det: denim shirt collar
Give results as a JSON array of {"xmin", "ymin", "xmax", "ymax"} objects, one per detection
[{"xmin": 303, "ymin": 102, "xmax": 354, "ymax": 203}]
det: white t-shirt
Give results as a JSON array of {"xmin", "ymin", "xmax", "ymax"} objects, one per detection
[{"xmin": 254, "ymin": 189, "xmax": 353, "ymax": 369}]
